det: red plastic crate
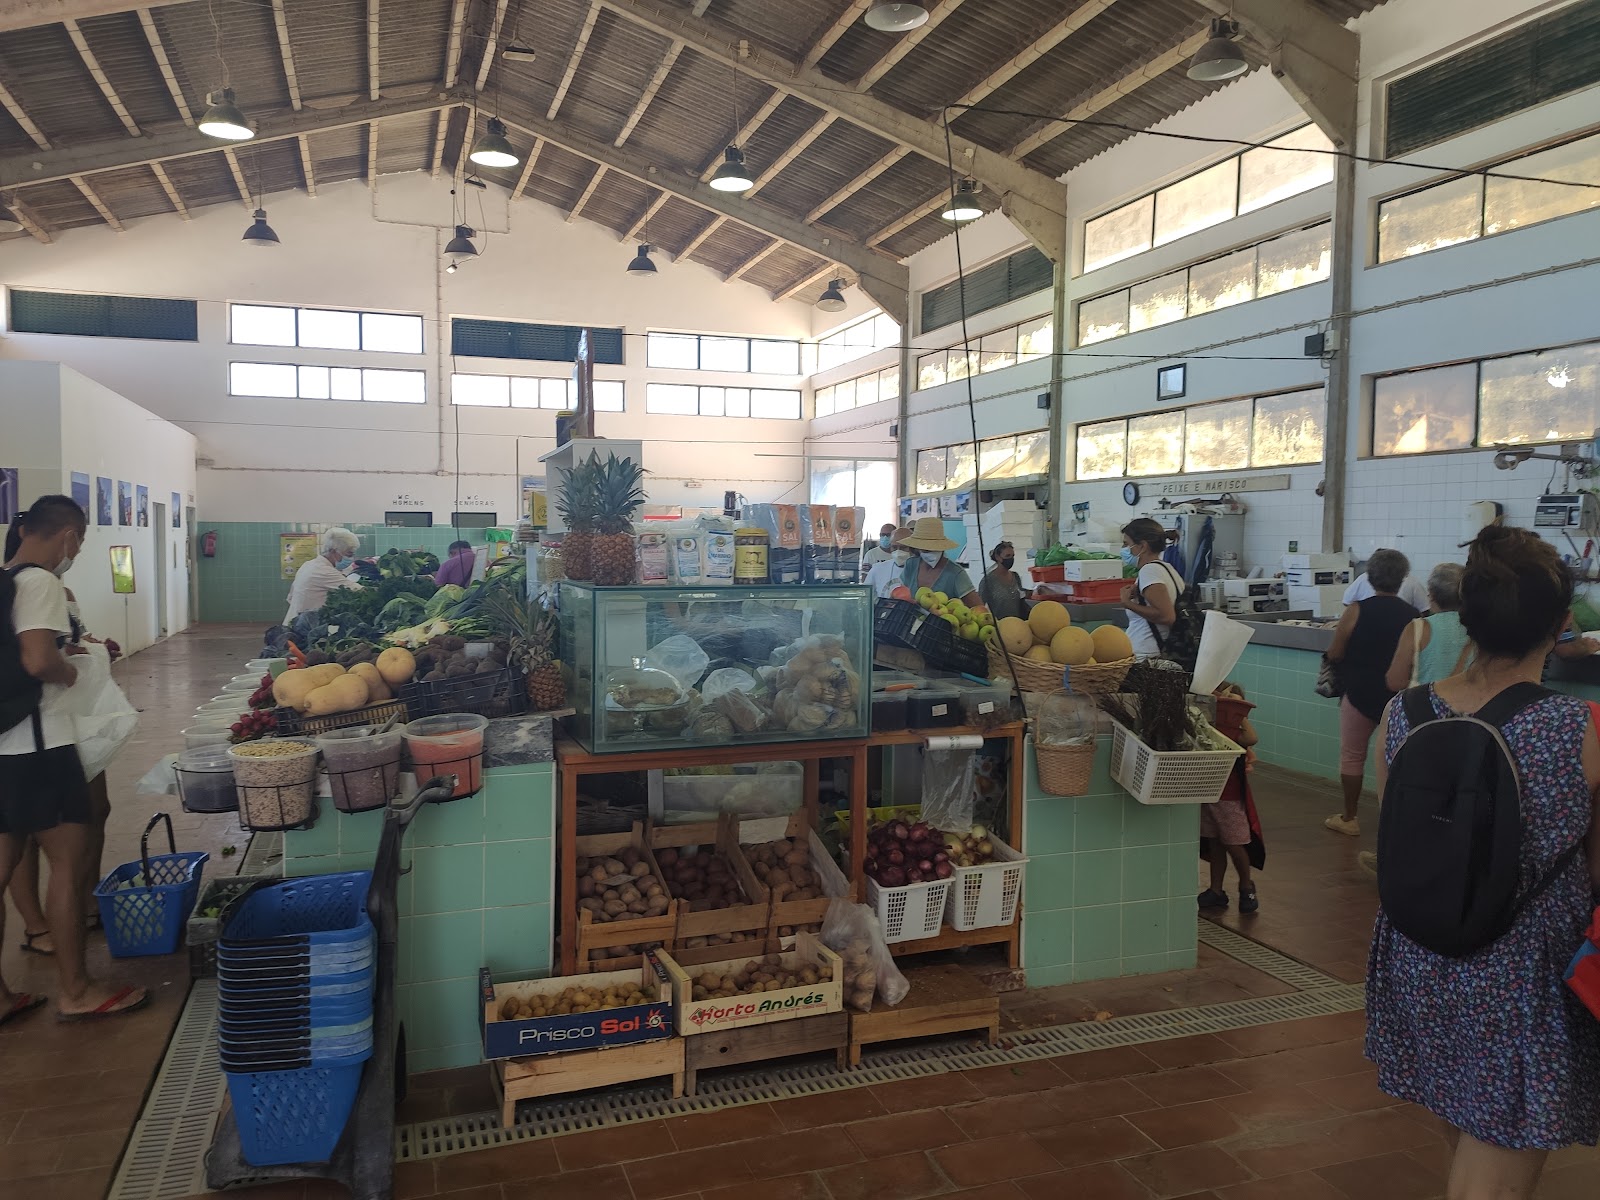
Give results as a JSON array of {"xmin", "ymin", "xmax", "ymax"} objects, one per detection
[
  {"xmin": 1029, "ymin": 564, "xmax": 1065, "ymax": 583},
  {"xmin": 1058, "ymin": 577, "xmax": 1128, "ymax": 604}
]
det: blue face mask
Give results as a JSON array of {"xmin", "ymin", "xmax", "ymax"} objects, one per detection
[
  {"xmin": 337, "ymin": 555, "xmax": 354, "ymax": 570},
  {"xmin": 878, "ymin": 536, "xmax": 892, "ymax": 550},
  {"xmin": 1120, "ymin": 547, "xmax": 1137, "ymax": 566}
]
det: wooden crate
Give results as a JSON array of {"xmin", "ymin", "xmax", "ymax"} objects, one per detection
[
  {"xmin": 650, "ymin": 815, "xmax": 772, "ymax": 967},
  {"xmin": 683, "ymin": 1011, "xmax": 848, "ymax": 1095},
  {"xmin": 479, "ymin": 961, "xmax": 672, "ymax": 1061},
  {"xmin": 846, "ymin": 963, "xmax": 999, "ymax": 1068},
  {"xmin": 660, "ymin": 933, "xmax": 843, "ymax": 1036},
  {"xmin": 573, "ymin": 825, "xmax": 679, "ymax": 972},
  {"xmin": 493, "ymin": 1036, "xmax": 685, "ymax": 1126},
  {"xmin": 738, "ymin": 815, "xmax": 849, "ymax": 938}
]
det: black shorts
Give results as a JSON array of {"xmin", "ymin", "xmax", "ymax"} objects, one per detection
[{"xmin": 0, "ymin": 745, "xmax": 91, "ymax": 836}]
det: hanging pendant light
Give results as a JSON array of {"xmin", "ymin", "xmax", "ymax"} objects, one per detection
[
  {"xmin": 0, "ymin": 202, "xmax": 22, "ymax": 235},
  {"xmin": 444, "ymin": 224, "xmax": 478, "ymax": 268},
  {"xmin": 817, "ymin": 279, "xmax": 847, "ymax": 312},
  {"xmin": 199, "ymin": 88, "xmax": 254, "ymax": 141},
  {"xmin": 626, "ymin": 243, "xmax": 658, "ymax": 276},
  {"xmin": 941, "ymin": 179, "xmax": 985, "ymax": 222},
  {"xmin": 1187, "ymin": 18, "xmax": 1248, "ymax": 81},
  {"xmin": 242, "ymin": 208, "xmax": 279, "ymax": 247},
  {"xmin": 469, "ymin": 116, "xmax": 519, "ymax": 168},
  {"xmin": 710, "ymin": 146, "xmax": 754, "ymax": 193},
  {"xmin": 865, "ymin": 3, "xmax": 929, "ymax": 31}
]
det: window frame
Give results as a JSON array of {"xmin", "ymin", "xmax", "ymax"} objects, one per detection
[
  {"xmin": 645, "ymin": 331, "xmax": 802, "ymax": 375},
  {"xmin": 228, "ymin": 302, "xmax": 424, "ymax": 354},
  {"xmin": 448, "ymin": 372, "xmax": 625, "ymax": 411},
  {"xmin": 229, "ymin": 361, "xmax": 428, "ymax": 404},
  {"xmin": 911, "ymin": 313, "xmax": 1052, "ymax": 393},
  {"xmin": 644, "ymin": 382, "xmax": 801, "ymax": 419},
  {"xmin": 911, "ymin": 429, "xmax": 1052, "ymax": 493}
]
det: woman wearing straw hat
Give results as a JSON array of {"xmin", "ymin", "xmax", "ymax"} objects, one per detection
[{"xmin": 899, "ymin": 517, "xmax": 982, "ymax": 608}]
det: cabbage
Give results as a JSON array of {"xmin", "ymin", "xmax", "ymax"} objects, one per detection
[{"xmin": 425, "ymin": 585, "xmax": 465, "ymax": 618}]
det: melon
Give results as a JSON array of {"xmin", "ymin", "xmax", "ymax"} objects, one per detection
[
  {"xmin": 1050, "ymin": 626, "xmax": 1095, "ymax": 666},
  {"xmin": 1028, "ymin": 600, "xmax": 1072, "ymax": 644},
  {"xmin": 1023, "ymin": 645, "xmax": 1054, "ymax": 663},
  {"xmin": 376, "ymin": 647, "xmax": 417, "ymax": 687},
  {"xmin": 1090, "ymin": 624, "xmax": 1135, "ymax": 664},
  {"xmin": 998, "ymin": 616, "xmax": 1034, "ymax": 656}
]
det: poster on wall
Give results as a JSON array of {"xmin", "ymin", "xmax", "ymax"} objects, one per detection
[
  {"xmin": 71, "ymin": 472, "xmax": 91, "ymax": 513},
  {"xmin": 136, "ymin": 485, "xmax": 149, "ymax": 527},
  {"xmin": 109, "ymin": 545, "xmax": 135, "ymax": 594},
  {"xmin": 96, "ymin": 477, "xmax": 113, "ymax": 526},
  {"xmin": 280, "ymin": 533, "xmax": 319, "ymax": 581},
  {"xmin": 0, "ymin": 468, "xmax": 16, "ymax": 526},
  {"xmin": 171, "ymin": 493, "xmax": 182, "ymax": 528},
  {"xmin": 117, "ymin": 481, "xmax": 132, "ymax": 526}
]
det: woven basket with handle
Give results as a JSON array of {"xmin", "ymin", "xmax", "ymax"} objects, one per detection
[
  {"xmin": 988, "ymin": 645, "xmax": 1135, "ymax": 696},
  {"xmin": 1034, "ymin": 741, "xmax": 1096, "ymax": 796}
]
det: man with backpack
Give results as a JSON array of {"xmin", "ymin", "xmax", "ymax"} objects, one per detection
[
  {"xmin": 1, "ymin": 495, "xmax": 146, "ymax": 1025},
  {"xmin": 1367, "ymin": 525, "xmax": 1600, "ymax": 1198}
]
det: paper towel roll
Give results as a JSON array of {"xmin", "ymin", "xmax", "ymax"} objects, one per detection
[{"xmin": 924, "ymin": 735, "xmax": 985, "ymax": 751}]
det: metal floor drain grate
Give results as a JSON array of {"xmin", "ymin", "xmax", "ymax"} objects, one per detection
[
  {"xmin": 239, "ymin": 830, "xmax": 282, "ymax": 876},
  {"xmin": 1198, "ymin": 919, "xmax": 1345, "ymax": 991}
]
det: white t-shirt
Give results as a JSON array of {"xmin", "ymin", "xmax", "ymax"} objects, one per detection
[
  {"xmin": 864, "ymin": 556, "xmax": 906, "ymax": 599},
  {"xmin": 1343, "ymin": 573, "xmax": 1428, "ymax": 612},
  {"xmin": 284, "ymin": 556, "xmax": 364, "ymax": 623},
  {"xmin": 1, "ymin": 566, "xmax": 75, "ymax": 754},
  {"xmin": 1125, "ymin": 561, "xmax": 1182, "ymax": 660}
]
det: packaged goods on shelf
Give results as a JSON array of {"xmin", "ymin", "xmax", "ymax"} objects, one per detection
[
  {"xmin": 1220, "ymin": 579, "xmax": 1286, "ymax": 599},
  {"xmin": 1284, "ymin": 567, "xmax": 1352, "ymax": 587},
  {"xmin": 1288, "ymin": 583, "xmax": 1347, "ymax": 618}
]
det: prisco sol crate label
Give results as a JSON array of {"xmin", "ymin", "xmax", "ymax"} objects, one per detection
[{"xmin": 479, "ymin": 963, "xmax": 675, "ymax": 1060}]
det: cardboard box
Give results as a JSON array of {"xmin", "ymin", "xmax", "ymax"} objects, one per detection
[
  {"xmin": 1284, "ymin": 567, "xmax": 1352, "ymax": 587},
  {"xmin": 661, "ymin": 932, "xmax": 844, "ymax": 1035},
  {"xmin": 1288, "ymin": 584, "xmax": 1347, "ymax": 618},
  {"xmin": 1225, "ymin": 596, "xmax": 1289, "ymax": 615},
  {"xmin": 479, "ymin": 958, "xmax": 674, "ymax": 1061},
  {"xmin": 1281, "ymin": 553, "xmax": 1348, "ymax": 570}
]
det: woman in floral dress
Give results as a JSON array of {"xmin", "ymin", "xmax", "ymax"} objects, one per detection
[{"xmin": 1368, "ymin": 526, "xmax": 1600, "ymax": 1198}]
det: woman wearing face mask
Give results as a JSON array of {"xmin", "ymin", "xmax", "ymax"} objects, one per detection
[
  {"xmin": 1119, "ymin": 518, "xmax": 1181, "ymax": 661},
  {"xmin": 865, "ymin": 526, "xmax": 913, "ymax": 599},
  {"xmin": 898, "ymin": 518, "xmax": 982, "ymax": 608},
  {"xmin": 284, "ymin": 527, "xmax": 365, "ymax": 623},
  {"xmin": 979, "ymin": 541, "xmax": 1028, "ymax": 622}
]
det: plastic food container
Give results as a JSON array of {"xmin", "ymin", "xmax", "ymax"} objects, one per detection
[
  {"xmin": 403, "ymin": 713, "xmax": 488, "ymax": 800},
  {"xmin": 183, "ymin": 725, "xmax": 232, "ymax": 750},
  {"xmin": 871, "ymin": 689, "xmax": 910, "ymax": 732},
  {"xmin": 956, "ymin": 680, "xmax": 1012, "ymax": 731},
  {"xmin": 176, "ymin": 744, "xmax": 238, "ymax": 813},
  {"xmin": 228, "ymin": 740, "xmax": 320, "ymax": 829},
  {"xmin": 907, "ymin": 686, "xmax": 962, "ymax": 729},
  {"xmin": 316, "ymin": 726, "xmax": 403, "ymax": 813},
  {"xmin": 223, "ymin": 675, "xmax": 260, "ymax": 693},
  {"xmin": 245, "ymin": 659, "xmax": 279, "ymax": 672},
  {"xmin": 205, "ymin": 694, "xmax": 248, "ymax": 710}
]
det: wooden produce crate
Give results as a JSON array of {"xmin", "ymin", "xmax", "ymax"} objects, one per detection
[
  {"xmin": 738, "ymin": 815, "xmax": 849, "ymax": 939},
  {"xmin": 572, "ymin": 825, "xmax": 680, "ymax": 972},
  {"xmin": 479, "ymin": 960, "xmax": 673, "ymax": 1062},
  {"xmin": 493, "ymin": 1037, "xmax": 685, "ymax": 1127},
  {"xmin": 650, "ymin": 815, "xmax": 771, "ymax": 968},
  {"xmin": 846, "ymin": 963, "xmax": 999, "ymax": 1068},
  {"xmin": 661, "ymin": 932, "xmax": 843, "ymax": 1036},
  {"xmin": 683, "ymin": 1011, "xmax": 848, "ymax": 1095}
]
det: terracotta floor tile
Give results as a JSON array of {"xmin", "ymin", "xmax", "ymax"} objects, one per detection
[
  {"xmin": 13, "ymin": 1094, "xmax": 141, "ymax": 1140},
  {"xmin": 664, "ymin": 1102, "xmax": 785, "ymax": 1150},
  {"xmin": 698, "ymin": 1172, "xmax": 828, "ymax": 1200},
  {"xmin": 392, "ymin": 1159, "xmax": 438, "ymax": 1199},
  {"xmin": 1045, "ymin": 1078, "xmax": 1162, "ymax": 1123},
  {"xmin": 931, "ymin": 1133, "xmax": 1064, "ymax": 1187},
  {"xmin": 1291, "ymin": 1040, "xmax": 1374, "ymax": 1082},
  {"xmin": 739, "ymin": 1130, "xmax": 862, "ymax": 1176},
  {"xmin": 1016, "ymin": 1162, "xmax": 1153, "ymax": 1200},
  {"xmin": 848, "ymin": 1109, "xmax": 968, "ymax": 1157},
  {"xmin": 1314, "ymin": 1150, "xmax": 1445, "ymax": 1199},
  {"xmin": 946, "ymin": 1092, "xmax": 1078, "ymax": 1139},
  {"xmin": 433, "ymin": 1188, "xmax": 507, "ymax": 1200},
  {"xmin": 1222, "ymin": 1123, "xmax": 1352, "ymax": 1179},
  {"xmin": 819, "ymin": 1151, "xmax": 948, "ymax": 1200},
  {"xmin": 948, "ymin": 1185, "xmax": 1026, "ymax": 1200},
  {"xmin": 435, "ymin": 1138, "xmax": 560, "ymax": 1189},
  {"xmin": 0, "ymin": 1135, "xmax": 73, "ymax": 1181},
  {"xmin": 554, "ymin": 1119, "xmax": 676, "ymax": 1171},
  {"xmin": 1218, "ymin": 1172, "xmax": 1347, "ymax": 1200},
  {"xmin": 626, "ymin": 1145, "xmax": 756, "ymax": 1200},
  {"xmin": 1031, "ymin": 1116, "xmax": 1161, "ymax": 1170},
  {"xmin": 1133, "ymin": 1066, "xmax": 1246, "ymax": 1108},
  {"xmin": 1216, "ymin": 1014, "xmax": 1367, "ymax": 1058},
  {"xmin": 1537, "ymin": 1163, "xmax": 1600, "ymax": 1200},
  {"xmin": 1316, "ymin": 1109, "xmax": 1440, "ymax": 1159},
  {"xmin": 963, "ymin": 1058, "xmax": 1069, "ymax": 1097},
  {"xmin": 1118, "ymin": 1146, "xmax": 1253, "ymax": 1198},
  {"xmin": 1216, "ymin": 1084, "xmax": 1341, "ymax": 1127},
  {"xmin": 504, "ymin": 1165, "xmax": 645, "ymax": 1200},
  {"xmin": 1217, "ymin": 1051, "xmax": 1307, "ymax": 1092},
  {"xmin": 1059, "ymin": 1047, "xmax": 1162, "ymax": 1083},
  {"xmin": 1126, "ymin": 1101, "xmax": 1246, "ymax": 1150},
  {"xmin": 1303, "ymin": 1071, "xmax": 1399, "ymax": 1114},
  {"xmin": 17, "ymin": 1166, "xmax": 116, "ymax": 1200},
  {"xmin": 1401, "ymin": 1140, "xmax": 1455, "ymax": 1179},
  {"xmin": 773, "ymin": 1086, "xmax": 888, "ymax": 1132},
  {"xmin": 1138, "ymin": 1035, "xmax": 1239, "ymax": 1072},
  {"xmin": 870, "ymin": 1073, "xmax": 981, "ymax": 1113},
  {"xmin": 49, "ymin": 1129, "xmax": 128, "ymax": 1170}
]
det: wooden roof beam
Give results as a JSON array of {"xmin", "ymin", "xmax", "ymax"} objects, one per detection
[
  {"xmin": 149, "ymin": 161, "xmax": 189, "ymax": 218},
  {"xmin": 804, "ymin": 145, "xmax": 907, "ymax": 222},
  {"xmin": 623, "ymin": 189, "xmax": 668, "ymax": 240},
  {"xmin": 443, "ymin": 0, "xmax": 467, "ymax": 86},
  {"xmin": 0, "ymin": 78, "xmax": 49, "ymax": 149},
  {"xmin": 429, "ymin": 108, "xmax": 450, "ymax": 176},
  {"xmin": 548, "ymin": 0, "xmax": 599, "ymax": 118},
  {"xmin": 69, "ymin": 175, "xmax": 121, "ymax": 230},
  {"xmin": 269, "ymin": 0, "xmax": 303, "ymax": 110},
  {"xmin": 1, "ymin": 0, "xmax": 187, "ymax": 32},
  {"xmin": 63, "ymin": 18, "xmax": 139, "ymax": 136},
  {"xmin": 475, "ymin": 0, "xmax": 511, "ymax": 92},
  {"xmin": 511, "ymin": 136, "xmax": 544, "ymax": 198},
  {"xmin": 137, "ymin": 8, "xmax": 192, "ymax": 125},
  {"xmin": 367, "ymin": 122, "xmax": 378, "ymax": 191},
  {"xmin": 952, "ymin": 0, "xmax": 1122, "ymax": 109},
  {"xmin": 747, "ymin": 113, "xmax": 834, "ymax": 197},
  {"xmin": 678, "ymin": 213, "xmax": 726, "ymax": 258},
  {"xmin": 6, "ymin": 193, "xmax": 51, "ymax": 243},
  {"xmin": 614, "ymin": 41, "xmax": 682, "ymax": 146},
  {"xmin": 855, "ymin": 0, "xmax": 963, "ymax": 90},
  {"xmin": 297, "ymin": 133, "xmax": 316, "ymax": 194},
  {"xmin": 221, "ymin": 148, "xmax": 252, "ymax": 208},
  {"xmin": 724, "ymin": 239, "xmax": 780, "ymax": 281},
  {"xmin": 367, "ymin": 0, "xmax": 381, "ymax": 100},
  {"xmin": 771, "ymin": 261, "xmax": 835, "ymax": 302},
  {"xmin": 802, "ymin": 1, "xmax": 870, "ymax": 69},
  {"xmin": 567, "ymin": 164, "xmax": 606, "ymax": 220}
]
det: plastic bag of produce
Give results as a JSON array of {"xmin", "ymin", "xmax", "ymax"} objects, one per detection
[
  {"xmin": 700, "ymin": 666, "xmax": 758, "ymax": 702},
  {"xmin": 821, "ymin": 898, "xmax": 909, "ymax": 1011},
  {"xmin": 920, "ymin": 748, "xmax": 977, "ymax": 834},
  {"xmin": 643, "ymin": 633, "xmax": 709, "ymax": 692},
  {"xmin": 67, "ymin": 642, "xmax": 140, "ymax": 780}
]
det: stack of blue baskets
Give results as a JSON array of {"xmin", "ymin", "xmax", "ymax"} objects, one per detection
[{"xmin": 216, "ymin": 871, "xmax": 375, "ymax": 1167}]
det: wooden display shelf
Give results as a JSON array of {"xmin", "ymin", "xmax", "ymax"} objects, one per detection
[
  {"xmin": 885, "ymin": 923, "xmax": 1019, "ymax": 958},
  {"xmin": 492, "ymin": 1037, "xmax": 686, "ymax": 1126},
  {"xmin": 683, "ymin": 1011, "xmax": 848, "ymax": 1094},
  {"xmin": 846, "ymin": 963, "xmax": 1000, "ymax": 1068}
]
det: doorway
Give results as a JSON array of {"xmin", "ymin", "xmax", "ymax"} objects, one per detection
[
  {"xmin": 186, "ymin": 506, "xmax": 197, "ymax": 625},
  {"xmin": 153, "ymin": 502, "xmax": 169, "ymax": 639}
]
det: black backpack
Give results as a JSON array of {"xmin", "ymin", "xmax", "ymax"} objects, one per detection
[
  {"xmin": 0, "ymin": 564, "xmax": 46, "ymax": 738},
  {"xmin": 1146, "ymin": 561, "xmax": 1203, "ymax": 676},
  {"xmin": 1378, "ymin": 683, "xmax": 1583, "ymax": 958}
]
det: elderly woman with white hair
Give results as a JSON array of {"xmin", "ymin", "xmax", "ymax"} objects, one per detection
[{"xmin": 283, "ymin": 527, "xmax": 365, "ymax": 622}]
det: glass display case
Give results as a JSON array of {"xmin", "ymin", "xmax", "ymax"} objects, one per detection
[{"xmin": 560, "ymin": 583, "xmax": 872, "ymax": 753}]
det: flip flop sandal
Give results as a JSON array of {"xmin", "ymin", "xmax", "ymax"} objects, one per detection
[
  {"xmin": 19, "ymin": 930, "xmax": 53, "ymax": 956},
  {"xmin": 57, "ymin": 987, "xmax": 149, "ymax": 1023},
  {"xmin": 0, "ymin": 993, "xmax": 47, "ymax": 1028}
]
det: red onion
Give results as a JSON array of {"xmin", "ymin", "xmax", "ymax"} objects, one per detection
[
  {"xmin": 907, "ymin": 868, "xmax": 925, "ymax": 883},
  {"xmin": 933, "ymin": 850, "xmax": 949, "ymax": 864},
  {"xmin": 880, "ymin": 866, "xmax": 906, "ymax": 887},
  {"xmin": 917, "ymin": 859, "xmax": 933, "ymax": 873},
  {"xmin": 889, "ymin": 821, "xmax": 910, "ymax": 840},
  {"xmin": 886, "ymin": 847, "xmax": 905, "ymax": 866},
  {"xmin": 934, "ymin": 861, "xmax": 953, "ymax": 879}
]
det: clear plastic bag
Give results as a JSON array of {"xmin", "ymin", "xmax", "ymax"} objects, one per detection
[
  {"xmin": 921, "ymin": 748, "xmax": 976, "ymax": 833},
  {"xmin": 1037, "ymin": 690, "xmax": 1096, "ymax": 747},
  {"xmin": 643, "ymin": 633, "xmax": 710, "ymax": 692},
  {"xmin": 701, "ymin": 666, "xmax": 758, "ymax": 702},
  {"xmin": 821, "ymin": 898, "xmax": 910, "ymax": 1012}
]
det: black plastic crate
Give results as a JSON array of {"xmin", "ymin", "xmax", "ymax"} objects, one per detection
[
  {"xmin": 272, "ymin": 698, "xmax": 408, "ymax": 738},
  {"xmin": 399, "ymin": 665, "xmax": 525, "ymax": 719},
  {"xmin": 873, "ymin": 598, "xmax": 921, "ymax": 648},
  {"xmin": 873, "ymin": 598, "xmax": 987, "ymax": 676}
]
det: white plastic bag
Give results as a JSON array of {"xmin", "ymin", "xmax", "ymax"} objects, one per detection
[
  {"xmin": 67, "ymin": 643, "xmax": 140, "ymax": 779},
  {"xmin": 643, "ymin": 633, "xmax": 710, "ymax": 692},
  {"xmin": 821, "ymin": 898, "xmax": 910, "ymax": 1012},
  {"xmin": 920, "ymin": 748, "xmax": 976, "ymax": 833},
  {"xmin": 137, "ymin": 752, "xmax": 180, "ymax": 797}
]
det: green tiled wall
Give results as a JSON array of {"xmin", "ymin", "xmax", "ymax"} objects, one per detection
[
  {"xmin": 1228, "ymin": 644, "xmax": 1347, "ymax": 781},
  {"xmin": 283, "ymin": 763, "xmax": 555, "ymax": 1074},
  {"xmin": 1022, "ymin": 738, "xmax": 1200, "ymax": 988},
  {"xmin": 197, "ymin": 521, "xmax": 508, "ymax": 624}
]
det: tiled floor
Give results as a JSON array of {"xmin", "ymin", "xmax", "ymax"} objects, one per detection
[{"xmin": 5, "ymin": 625, "xmax": 1599, "ymax": 1200}]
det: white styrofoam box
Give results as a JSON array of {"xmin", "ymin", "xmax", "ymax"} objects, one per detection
[
  {"xmin": 1281, "ymin": 553, "xmax": 1348, "ymax": 570},
  {"xmin": 1225, "ymin": 596, "xmax": 1289, "ymax": 615},
  {"xmin": 1288, "ymin": 584, "xmax": 1347, "ymax": 618},
  {"xmin": 1221, "ymin": 579, "xmax": 1286, "ymax": 598},
  {"xmin": 1284, "ymin": 567, "xmax": 1352, "ymax": 587},
  {"xmin": 984, "ymin": 500, "xmax": 1039, "ymax": 521},
  {"xmin": 1061, "ymin": 560, "xmax": 1123, "ymax": 581}
]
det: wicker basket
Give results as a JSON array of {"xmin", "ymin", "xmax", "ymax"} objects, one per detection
[
  {"xmin": 1034, "ymin": 742, "xmax": 1095, "ymax": 796},
  {"xmin": 987, "ymin": 644, "xmax": 1065, "ymax": 693},
  {"xmin": 1063, "ymin": 657, "xmax": 1135, "ymax": 696}
]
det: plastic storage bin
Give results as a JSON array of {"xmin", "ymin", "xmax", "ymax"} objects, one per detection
[
  {"xmin": 229, "ymin": 739, "xmax": 320, "ymax": 830},
  {"xmin": 183, "ymin": 725, "xmax": 232, "ymax": 749},
  {"xmin": 403, "ymin": 713, "xmax": 487, "ymax": 800},
  {"xmin": 871, "ymin": 689, "xmax": 910, "ymax": 732},
  {"xmin": 907, "ymin": 686, "xmax": 962, "ymax": 729},
  {"xmin": 175, "ymin": 744, "xmax": 238, "ymax": 813},
  {"xmin": 955, "ymin": 680, "xmax": 1012, "ymax": 731},
  {"xmin": 316, "ymin": 725, "xmax": 402, "ymax": 812},
  {"xmin": 1109, "ymin": 721, "xmax": 1243, "ymax": 805},
  {"xmin": 866, "ymin": 876, "xmax": 953, "ymax": 944},
  {"xmin": 944, "ymin": 837, "xmax": 1028, "ymax": 931}
]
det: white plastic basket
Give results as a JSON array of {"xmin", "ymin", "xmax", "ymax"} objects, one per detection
[
  {"xmin": 1109, "ymin": 721, "xmax": 1242, "ymax": 806},
  {"xmin": 866, "ymin": 877, "xmax": 953, "ymax": 944},
  {"xmin": 944, "ymin": 837, "xmax": 1028, "ymax": 931}
]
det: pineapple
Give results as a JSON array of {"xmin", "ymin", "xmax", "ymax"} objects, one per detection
[
  {"xmin": 589, "ymin": 453, "xmax": 647, "ymax": 586},
  {"xmin": 555, "ymin": 454, "xmax": 600, "ymax": 581},
  {"xmin": 482, "ymin": 592, "xmax": 566, "ymax": 711}
]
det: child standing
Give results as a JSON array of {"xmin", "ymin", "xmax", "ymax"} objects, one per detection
[{"xmin": 1197, "ymin": 683, "xmax": 1264, "ymax": 913}]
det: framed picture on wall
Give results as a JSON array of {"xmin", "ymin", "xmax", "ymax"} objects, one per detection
[
  {"xmin": 71, "ymin": 472, "xmax": 91, "ymax": 512},
  {"xmin": 96, "ymin": 477, "xmax": 113, "ymax": 526},
  {"xmin": 117, "ymin": 481, "xmax": 132, "ymax": 526},
  {"xmin": 171, "ymin": 494, "xmax": 182, "ymax": 528},
  {"xmin": 109, "ymin": 545, "xmax": 135, "ymax": 594},
  {"xmin": 136, "ymin": 485, "xmax": 149, "ymax": 528}
]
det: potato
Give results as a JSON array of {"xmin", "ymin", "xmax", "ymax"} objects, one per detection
[
  {"xmin": 577, "ymin": 876, "xmax": 596, "ymax": 898},
  {"xmin": 602, "ymin": 858, "xmax": 626, "ymax": 876},
  {"xmin": 588, "ymin": 866, "xmax": 608, "ymax": 885},
  {"xmin": 602, "ymin": 899, "xmax": 626, "ymax": 916},
  {"xmin": 577, "ymin": 897, "xmax": 603, "ymax": 913},
  {"xmin": 620, "ymin": 885, "xmax": 641, "ymax": 904}
]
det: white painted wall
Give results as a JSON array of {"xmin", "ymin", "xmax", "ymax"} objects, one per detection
[
  {"xmin": 0, "ymin": 362, "xmax": 197, "ymax": 653},
  {"xmin": 0, "ymin": 173, "xmax": 817, "ymax": 522}
]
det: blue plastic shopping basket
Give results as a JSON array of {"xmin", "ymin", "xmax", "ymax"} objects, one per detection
[{"xmin": 94, "ymin": 813, "xmax": 208, "ymax": 958}]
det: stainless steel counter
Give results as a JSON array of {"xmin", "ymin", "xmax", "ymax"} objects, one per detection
[{"xmin": 1233, "ymin": 613, "xmax": 1334, "ymax": 653}]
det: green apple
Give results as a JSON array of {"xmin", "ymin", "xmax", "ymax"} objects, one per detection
[{"xmin": 960, "ymin": 621, "xmax": 980, "ymax": 640}]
